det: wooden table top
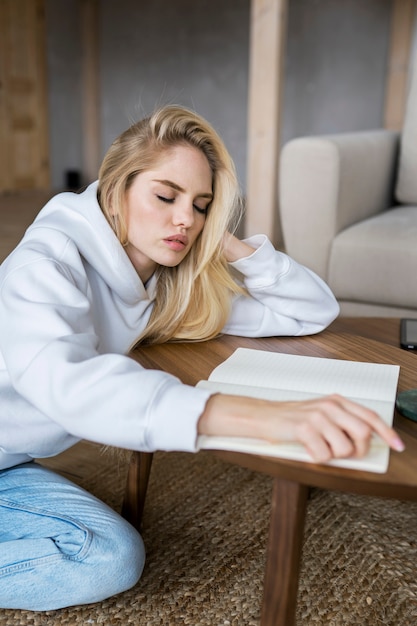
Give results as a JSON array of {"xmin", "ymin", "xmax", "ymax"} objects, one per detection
[{"xmin": 131, "ymin": 317, "xmax": 417, "ymax": 501}]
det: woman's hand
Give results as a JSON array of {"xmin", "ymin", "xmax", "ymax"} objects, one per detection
[
  {"xmin": 222, "ymin": 232, "xmax": 255, "ymax": 263},
  {"xmin": 198, "ymin": 393, "xmax": 405, "ymax": 463}
]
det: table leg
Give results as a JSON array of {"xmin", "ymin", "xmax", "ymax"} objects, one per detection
[
  {"xmin": 260, "ymin": 478, "xmax": 309, "ymax": 626},
  {"xmin": 121, "ymin": 451, "xmax": 154, "ymax": 531}
]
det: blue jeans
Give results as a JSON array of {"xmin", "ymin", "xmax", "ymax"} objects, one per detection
[{"xmin": 0, "ymin": 462, "xmax": 145, "ymax": 611}]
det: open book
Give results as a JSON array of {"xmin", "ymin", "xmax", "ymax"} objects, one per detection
[{"xmin": 196, "ymin": 348, "xmax": 400, "ymax": 473}]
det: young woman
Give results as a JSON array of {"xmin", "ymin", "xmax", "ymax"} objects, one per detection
[{"xmin": 0, "ymin": 106, "xmax": 404, "ymax": 611}]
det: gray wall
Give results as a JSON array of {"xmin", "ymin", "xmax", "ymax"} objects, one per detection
[
  {"xmin": 45, "ymin": 0, "xmax": 395, "ymax": 191},
  {"xmin": 100, "ymin": 0, "xmax": 250, "ymax": 188},
  {"xmin": 283, "ymin": 0, "xmax": 391, "ymax": 142},
  {"xmin": 45, "ymin": 0, "xmax": 84, "ymax": 190}
]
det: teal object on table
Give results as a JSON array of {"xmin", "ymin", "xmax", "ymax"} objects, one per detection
[{"xmin": 396, "ymin": 389, "xmax": 417, "ymax": 422}]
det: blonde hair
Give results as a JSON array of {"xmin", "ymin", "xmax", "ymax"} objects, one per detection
[{"xmin": 98, "ymin": 105, "xmax": 245, "ymax": 345}]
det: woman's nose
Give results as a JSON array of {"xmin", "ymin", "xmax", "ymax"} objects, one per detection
[{"xmin": 172, "ymin": 201, "xmax": 194, "ymax": 227}]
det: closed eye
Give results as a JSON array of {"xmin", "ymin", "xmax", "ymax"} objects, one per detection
[
  {"xmin": 157, "ymin": 195, "xmax": 174, "ymax": 204},
  {"xmin": 157, "ymin": 194, "xmax": 208, "ymax": 215},
  {"xmin": 194, "ymin": 204, "xmax": 209, "ymax": 215}
]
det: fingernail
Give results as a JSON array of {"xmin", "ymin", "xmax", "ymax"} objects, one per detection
[{"xmin": 393, "ymin": 437, "xmax": 405, "ymax": 452}]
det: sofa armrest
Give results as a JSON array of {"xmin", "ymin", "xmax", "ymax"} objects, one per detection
[{"xmin": 279, "ymin": 129, "xmax": 400, "ymax": 280}]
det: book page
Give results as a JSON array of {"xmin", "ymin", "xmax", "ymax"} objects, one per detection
[{"xmin": 207, "ymin": 348, "xmax": 400, "ymax": 402}]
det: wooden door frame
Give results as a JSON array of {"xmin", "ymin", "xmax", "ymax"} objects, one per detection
[{"xmin": 0, "ymin": 0, "xmax": 50, "ymax": 191}]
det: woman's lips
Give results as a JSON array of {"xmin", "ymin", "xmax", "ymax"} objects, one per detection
[{"xmin": 164, "ymin": 235, "xmax": 188, "ymax": 251}]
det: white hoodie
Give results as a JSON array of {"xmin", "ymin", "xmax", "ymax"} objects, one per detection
[{"xmin": 0, "ymin": 182, "xmax": 339, "ymax": 470}]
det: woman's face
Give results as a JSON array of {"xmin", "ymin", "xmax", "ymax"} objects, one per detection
[{"xmin": 122, "ymin": 144, "xmax": 213, "ymax": 283}]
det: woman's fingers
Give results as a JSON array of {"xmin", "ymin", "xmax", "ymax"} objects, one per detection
[
  {"xmin": 294, "ymin": 413, "xmax": 355, "ymax": 462},
  {"xmin": 291, "ymin": 399, "xmax": 363, "ymax": 462},
  {"xmin": 280, "ymin": 394, "xmax": 405, "ymax": 463},
  {"xmin": 325, "ymin": 394, "xmax": 405, "ymax": 453}
]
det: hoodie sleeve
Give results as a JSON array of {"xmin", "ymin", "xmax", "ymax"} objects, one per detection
[
  {"xmin": 223, "ymin": 235, "xmax": 339, "ymax": 337},
  {"xmin": 0, "ymin": 257, "xmax": 212, "ymax": 453}
]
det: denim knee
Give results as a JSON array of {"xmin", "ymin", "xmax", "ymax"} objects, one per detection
[
  {"xmin": 0, "ymin": 512, "xmax": 145, "ymax": 611},
  {"xmin": 91, "ymin": 516, "xmax": 146, "ymax": 598},
  {"xmin": 0, "ymin": 462, "xmax": 146, "ymax": 610}
]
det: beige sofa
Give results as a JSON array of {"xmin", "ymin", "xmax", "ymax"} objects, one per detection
[{"xmin": 279, "ymin": 63, "xmax": 417, "ymax": 317}]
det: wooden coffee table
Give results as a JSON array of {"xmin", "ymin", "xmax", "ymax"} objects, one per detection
[{"xmin": 123, "ymin": 317, "xmax": 417, "ymax": 625}]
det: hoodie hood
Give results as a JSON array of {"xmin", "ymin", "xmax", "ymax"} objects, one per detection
[{"xmin": 21, "ymin": 182, "xmax": 152, "ymax": 304}]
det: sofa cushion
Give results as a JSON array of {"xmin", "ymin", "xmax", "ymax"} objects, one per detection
[
  {"xmin": 396, "ymin": 61, "xmax": 417, "ymax": 204},
  {"xmin": 328, "ymin": 206, "xmax": 417, "ymax": 309}
]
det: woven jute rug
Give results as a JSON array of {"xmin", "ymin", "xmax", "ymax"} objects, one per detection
[{"xmin": 2, "ymin": 444, "xmax": 417, "ymax": 625}]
